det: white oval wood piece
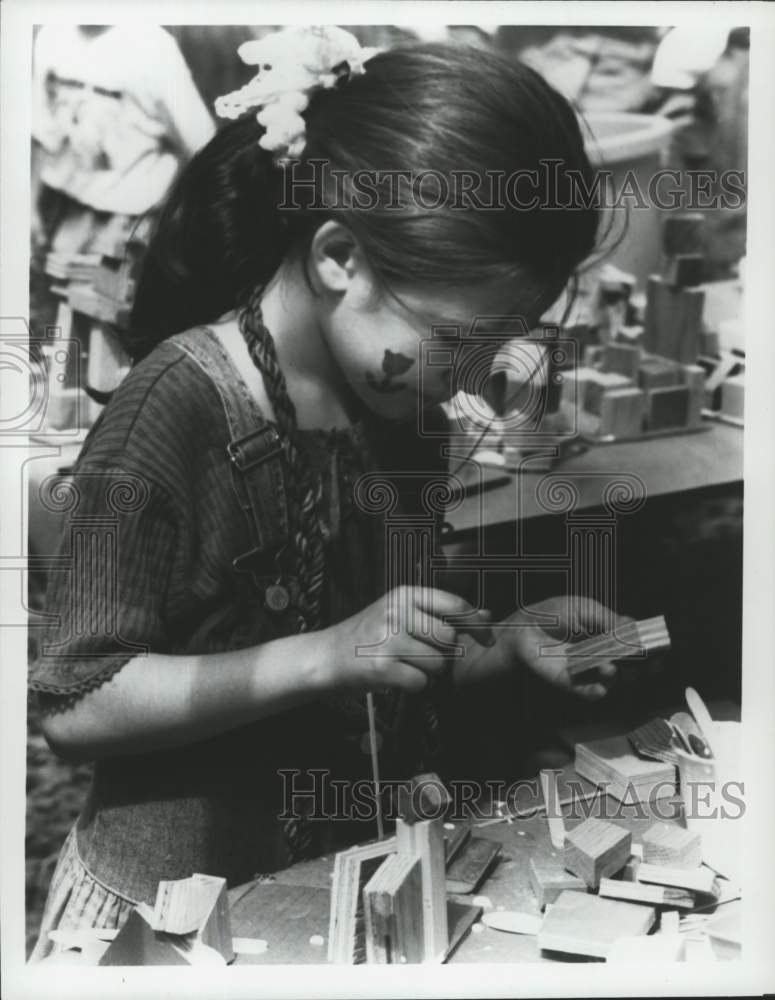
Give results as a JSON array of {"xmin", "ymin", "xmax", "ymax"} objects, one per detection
[{"xmin": 481, "ymin": 911, "xmax": 543, "ymax": 936}]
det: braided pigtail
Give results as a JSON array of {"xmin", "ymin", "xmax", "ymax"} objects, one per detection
[{"xmin": 238, "ymin": 288, "xmax": 326, "ymax": 631}]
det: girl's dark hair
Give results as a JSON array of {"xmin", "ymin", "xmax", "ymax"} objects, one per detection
[
  {"xmin": 129, "ymin": 41, "xmax": 600, "ymax": 358},
  {"xmin": 128, "ymin": 41, "xmax": 601, "ymax": 634}
]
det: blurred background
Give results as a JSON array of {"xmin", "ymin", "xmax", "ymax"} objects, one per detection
[{"xmin": 25, "ymin": 23, "xmax": 748, "ymax": 955}]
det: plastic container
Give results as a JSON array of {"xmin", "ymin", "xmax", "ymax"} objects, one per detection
[{"xmin": 582, "ymin": 112, "xmax": 675, "ymax": 290}]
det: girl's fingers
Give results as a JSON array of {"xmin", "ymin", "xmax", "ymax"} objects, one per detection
[
  {"xmin": 406, "ymin": 609, "xmax": 458, "ymax": 649},
  {"xmin": 385, "ymin": 661, "xmax": 432, "ymax": 693},
  {"xmin": 409, "ymin": 587, "xmax": 491, "ymax": 624}
]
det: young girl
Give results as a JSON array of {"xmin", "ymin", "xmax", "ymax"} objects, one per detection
[{"xmin": 30, "ymin": 28, "xmax": 622, "ymax": 960}]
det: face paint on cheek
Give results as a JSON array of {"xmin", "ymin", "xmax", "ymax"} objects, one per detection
[{"xmin": 365, "ymin": 348, "xmax": 415, "ymax": 395}]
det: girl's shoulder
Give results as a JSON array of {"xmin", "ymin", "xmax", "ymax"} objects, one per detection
[{"xmin": 77, "ymin": 328, "xmax": 245, "ymax": 490}]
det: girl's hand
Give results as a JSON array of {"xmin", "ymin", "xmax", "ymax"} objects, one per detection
[
  {"xmin": 502, "ymin": 595, "xmax": 635, "ymax": 701},
  {"xmin": 320, "ymin": 586, "xmax": 492, "ymax": 695}
]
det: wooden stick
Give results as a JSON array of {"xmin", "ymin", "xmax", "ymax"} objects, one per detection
[
  {"xmin": 366, "ymin": 692, "xmax": 384, "ymax": 840},
  {"xmin": 636, "ymin": 862, "xmax": 718, "ymax": 895},
  {"xmin": 539, "ymin": 770, "xmax": 566, "ymax": 849}
]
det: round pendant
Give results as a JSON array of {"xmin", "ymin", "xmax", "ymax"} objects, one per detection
[{"xmin": 265, "ymin": 583, "xmax": 290, "ymax": 613}]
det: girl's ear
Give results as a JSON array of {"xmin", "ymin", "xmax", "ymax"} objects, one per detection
[{"xmin": 307, "ymin": 220, "xmax": 365, "ymax": 295}]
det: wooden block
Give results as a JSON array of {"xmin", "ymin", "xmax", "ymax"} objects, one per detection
[
  {"xmin": 638, "ymin": 357, "xmax": 680, "ymax": 391},
  {"xmin": 397, "ymin": 772, "xmax": 450, "ymax": 823},
  {"xmin": 396, "ymin": 817, "xmax": 448, "ymax": 962},
  {"xmin": 646, "ymin": 385, "xmax": 690, "ymax": 430},
  {"xmin": 660, "ymin": 910, "xmax": 680, "ymax": 936},
  {"xmin": 563, "ymin": 817, "xmax": 631, "ymax": 889},
  {"xmin": 643, "ymin": 275, "xmax": 664, "ymax": 354},
  {"xmin": 636, "ymin": 862, "xmax": 718, "ymax": 896},
  {"xmin": 574, "ymin": 734, "xmax": 677, "ymax": 803},
  {"xmin": 602, "ymin": 343, "xmax": 641, "ymax": 380},
  {"xmin": 642, "ymin": 823, "xmax": 702, "ymax": 869},
  {"xmin": 598, "ymin": 387, "xmax": 645, "ymax": 438},
  {"xmin": 664, "ymin": 254, "xmax": 704, "ymax": 287},
  {"xmin": 673, "ymin": 287, "xmax": 705, "ymax": 364},
  {"xmin": 364, "ymin": 852, "xmax": 424, "ymax": 964},
  {"xmin": 538, "ymin": 890, "xmax": 656, "ymax": 959},
  {"xmin": 700, "ymin": 330, "xmax": 721, "ymax": 357},
  {"xmin": 529, "ymin": 856, "xmax": 587, "ymax": 910},
  {"xmin": 681, "ymin": 364, "xmax": 706, "ymax": 426},
  {"xmin": 720, "ymin": 374, "xmax": 744, "ymax": 421},
  {"xmin": 99, "ymin": 907, "xmax": 190, "ymax": 966},
  {"xmin": 445, "ymin": 835, "xmax": 501, "ymax": 895},
  {"xmin": 598, "ymin": 878, "xmax": 696, "ymax": 910},
  {"xmin": 584, "ymin": 371, "xmax": 633, "ymax": 415}
]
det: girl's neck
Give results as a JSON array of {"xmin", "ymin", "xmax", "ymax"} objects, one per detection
[
  {"xmin": 261, "ymin": 261, "xmax": 359, "ymax": 431},
  {"xmin": 217, "ymin": 261, "xmax": 358, "ymax": 432}
]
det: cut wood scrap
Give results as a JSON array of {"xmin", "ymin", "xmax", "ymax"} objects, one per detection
[
  {"xmin": 445, "ymin": 836, "xmax": 502, "ymax": 894},
  {"xmin": 642, "ymin": 822, "xmax": 702, "ymax": 869},
  {"xmin": 606, "ymin": 932, "xmax": 685, "ymax": 963},
  {"xmin": 444, "ymin": 900, "xmax": 483, "ymax": 962},
  {"xmin": 565, "ymin": 616, "xmax": 670, "ymax": 676},
  {"xmin": 481, "ymin": 911, "xmax": 542, "ymax": 935},
  {"xmin": 563, "ymin": 817, "xmax": 632, "ymax": 890},
  {"xmin": 636, "ymin": 862, "xmax": 719, "ymax": 896},
  {"xmin": 529, "ymin": 856, "xmax": 587, "ymax": 910},
  {"xmin": 598, "ymin": 878, "xmax": 695, "ymax": 910},
  {"xmin": 540, "ymin": 769, "xmax": 566, "ymax": 849},
  {"xmin": 537, "ymin": 890, "xmax": 656, "ymax": 959},
  {"xmin": 660, "ymin": 910, "xmax": 680, "ymax": 936},
  {"xmin": 396, "ymin": 816, "xmax": 448, "ymax": 962},
  {"xmin": 574, "ymin": 733, "xmax": 677, "ymax": 803},
  {"xmin": 231, "ymin": 937, "xmax": 268, "ymax": 956}
]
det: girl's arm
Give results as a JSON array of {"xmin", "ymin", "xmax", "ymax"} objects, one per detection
[
  {"xmin": 40, "ymin": 631, "xmax": 330, "ymax": 762},
  {"xmin": 41, "ymin": 586, "xmax": 484, "ymax": 762}
]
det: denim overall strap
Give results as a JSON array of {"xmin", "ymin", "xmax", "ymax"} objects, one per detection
[{"xmin": 170, "ymin": 326, "xmax": 300, "ymax": 613}]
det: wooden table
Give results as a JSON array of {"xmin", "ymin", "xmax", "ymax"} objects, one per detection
[
  {"xmin": 443, "ymin": 422, "xmax": 743, "ymax": 540},
  {"xmin": 226, "ymin": 766, "xmax": 740, "ymax": 965}
]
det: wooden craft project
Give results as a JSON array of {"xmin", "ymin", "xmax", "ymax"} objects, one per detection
[
  {"xmin": 363, "ymin": 852, "xmax": 424, "ymax": 964},
  {"xmin": 537, "ymin": 890, "xmax": 656, "ymax": 959},
  {"xmin": 445, "ymin": 836, "xmax": 502, "ymax": 895},
  {"xmin": 563, "ymin": 817, "xmax": 631, "ymax": 889},
  {"xmin": 642, "ymin": 823, "xmax": 702, "ymax": 869},
  {"xmin": 574, "ymin": 733, "xmax": 677, "ymax": 803},
  {"xmin": 565, "ymin": 615, "xmax": 670, "ymax": 677},
  {"xmin": 584, "ymin": 371, "xmax": 634, "ymax": 415},
  {"xmin": 529, "ymin": 855, "xmax": 587, "ymax": 910},
  {"xmin": 636, "ymin": 862, "xmax": 719, "ymax": 896},
  {"xmin": 395, "ymin": 814, "xmax": 449, "ymax": 961},
  {"xmin": 327, "ymin": 837, "xmax": 397, "ymax": 963},
  {"xmin": 100, "ymin": 873, "xmax": 233, "ymax": 966},
  {"xmin": 598, "ymin": 877, "xmax": 696, "ymax": 910}
]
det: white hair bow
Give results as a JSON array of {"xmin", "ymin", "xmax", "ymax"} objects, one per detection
[{"xmin": 214, "ymin": 26, "xmax": 377, "ymax": 164}]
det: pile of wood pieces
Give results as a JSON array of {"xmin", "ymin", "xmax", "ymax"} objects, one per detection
[
  {"xmin": 558, "ymin": 213, "xmax": 744, "ymax": 441},
  {"xmin": 328, "ymin": 774, "xmax": 499, "ymax": 964}
]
